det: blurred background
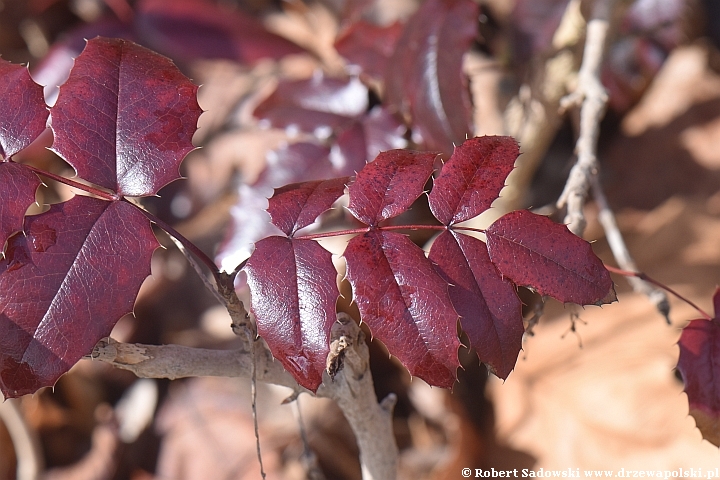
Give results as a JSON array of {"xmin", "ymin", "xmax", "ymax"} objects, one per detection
[{"xmin": 1, "ymin": 0, "xmax": 720, "ymax": 477}]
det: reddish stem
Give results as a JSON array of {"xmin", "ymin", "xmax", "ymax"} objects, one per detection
[
  {"xmin": 130, "ymin": 201, "xmax": 226, "ymax": 287},
  {"xmin": 25, "ymin": 165, "xmax": 120, "ymax": 201},
  {"xmin": 294, "ymin": 224, "xmax": 447, "ymax": 241},
  {"xmin": 605, "ymin": 265, "xmax": 713, "ymax": 321},
  {"xmin": 21, "ymin": 162, "xmax": 229, "ymax": 289}
]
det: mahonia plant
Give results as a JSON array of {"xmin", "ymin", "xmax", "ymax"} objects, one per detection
[
  {"xmin": 0, "ymin": 35, "xmax": 619, "ymax": 401},
  {"xmin": 243, "ymin": 138, "xmax": 617, "ymax": 391},
  {"xmin": 0, "ymin": 37, "xmax": 201, "ymax": 398}
]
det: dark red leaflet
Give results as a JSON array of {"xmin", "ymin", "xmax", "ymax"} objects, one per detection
[
  {"xmin": 677, "ymin": 288, "xmax": 720, "ymax": 446},
  {"xmin": 384, "ymin": 0, "xmax": 476, "ymax": 153},
  {"xmin": 0, "ymin": 58, "xmax": 48, "ymax": 160},
  {"xmin": 50, "ymin": 37, "xmax": 201, "ymax": 197},
  {"xmin": 344, "ymin": 230, "xmax": 460, "ymax": 388},
  {"xmin": 136, "ymin": 0, "xmax": 305, "ymax": 64},
  {"xmin": 347, "ymin": 150, "xmax": 437, "ymax": 226},
  {"xmin": 429, "ymin": 136, "xmax": 519, "ymax": 225},
  {"xmin": 0, "ymin": 163, "xmax": 41, "ymax": 251},
  {"xmin": 267, "ymin": 177, "xmax": 349, "ymax": 236},
  {"xmin": 244, "ymin": 236, "xmax": 339, "ymax": 392},
  {"xmin": 0, "ymin": 196, "xmax": 158, "ymax": 398},
  {"xmin": 485, "ymin": 210, "xmax": 616, "ymax": 305},
  {"xmin": 429, "ymin": 231, "xmax": 523, "ymax": 378}
]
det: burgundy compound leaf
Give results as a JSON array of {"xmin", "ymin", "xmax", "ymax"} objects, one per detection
[
  {"xmin": 345, "ymin": 230, "xmax": 460, "ymax": 388},
  {"xmin": 0, "ymin": 196, "xmax": 158, "ymax": 398},
  {"xmin": 485, "ymin": 210, "xmax": 615, "ymax": 305},
  {"xmin": 0, "ymin": 163, "xmax": 41, "ymax": 250},
  {"xmin": 347, "ymin": 150, "xmax": 437, "ymax": 226},
  {"xmin": 50, "ymin": 37, "xmax": 202, "ymax": 197},
  {"xmin": 677, "ymin": 288, "xmax": 720, "ymax": 446},
  {"xmin": 429, "ymin": 136, "xmax": 519, "ymax": 225},
  {"xmin": 0, "ymin": 58, "xmax": 49, "ymax": 160},
  {"xmin": 267, "ymin": 177, "xmax": 349, "ymax": 236},
  {"xmin": 384, "ymin": 0, "xmax": 477, "ymax": 153},
  {"xmin": 244, "ymin": 236, "xmax": 339, "ymax": 392},
  {"xmin": 429, "ymin": 231, "xmax": 523, "ymax": 378}
]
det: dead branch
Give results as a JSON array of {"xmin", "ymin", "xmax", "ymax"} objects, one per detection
[
  {"xmin": 88, "ymin": 312, "xmax": 397, "ymax": 480},
  {"xmin": 320, "ymin": 314, "xmax": 397, "ymax": 480},
  {"xmin": 556, "ymin": 0, "xmax": 617, "ymax": 235}
]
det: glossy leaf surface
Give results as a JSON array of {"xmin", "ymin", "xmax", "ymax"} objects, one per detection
[
  {"xmin": 244, "ymin": 236, "xmax": 339, "ymax": 392},
  {"xmin": 486, "ymin": 210, "xmax": 615, "ymax": 305},
  {"xmin": 0, "ymin": 196, "xmax": 158, "ymax": 398},
  {"xmin": 384, "ymin": 0, "xmax": 476, "ymax": 153},
  {"xmin": 429, "ymin": 136, "xmax": 519, "ymax": 225},
  {"xmin": 677, "ymin": 288, "xmax": 720, "ymax": 446},
  {"xmin": 345, "ymin": 230, "xmax": 460, "ymax": 387},
  {"xmin": 50, "ymin": 37, "xmax": 201, "ymax": 197},
  {"xmin": 347, "ymin": 150, "xmax": 436, "ymax": 226},
  {"xmin": 0, "ymin": 162, "xmax": 41, "ymax": 250},
  {"xmin": 267, "ymin": 178, "xmax": 348, "ymax": 236},
  {"xmin": 0, "ymin": 59, "xmax": 48, "ymax": 159},
  {"xmin": 429, "ymin": 231, "xmax": 523, "ymax": 378}
]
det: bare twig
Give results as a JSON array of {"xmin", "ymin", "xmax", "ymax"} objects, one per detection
[
  {"xmin": 88, "ymin": 312, "xmax": 398, "ymax": 480},
  {"xmin": 0, "ymin": 399, "xmax": 44, "ymax": 480},
  {"xmin": 592, "ymin": 176, "xmax": 671, "ymax": 322},
  {"xmin": 556, "ymin": 0, "xmax": 617, "ymax": 235},
  {"xmin": 166, "ymin": 234, "xmax": 228, "ymax": 307},
  {"xmin": 321, "ymin": 314, "xmax": 397, "ymax": 480},
  {"xmin": 88, "ymin": 338, "xmax": 297, "ymax": 386},
  {"xmin": 293, "ymin": 397, "xmax": 325, "ymax": 480}
]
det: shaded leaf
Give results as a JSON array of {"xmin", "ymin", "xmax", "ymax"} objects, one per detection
[
  {"xmin": 0, "ymin": 58, "xmax": 48, "ymax": 159},
  {"xmin": 347, "ymin": 150, "xmax": 436, "ymax": 225},
  {"xmin": 254, "ymin": 142, "xmax": 334, "ymax": 189},
  {"xmin": 330, "ymin": 121, "xmax": 370, "ymax": 175},
  {"xmin": 216, "ymin": 184, "xmax": 281, "ymax": 274},
  {"xmin": 345, "ymin": 230, "xmax": 460, "ymax": 387},
  {"xmin": 485, "ymin": 210, "xmax": 615, "ymax": 305},
  {"xmin": 136, "ymin": 0, "xmax": 305, "ymax": 64},
  {"xmin": 0, "ymin": 163, "xmax": 41, "ymax": 250},
  {"xmin": 429, "ymin": 136, "xmax": 519, "ymax": 225},
  {"xmin": 384, "ymin": 0, "xmax": 476, "ymax": 153},
  {"xmin": 0, "ymin": 196, "xmax": 158, "ymax": 398},
  {"xmin": 254, "ymin": 75, "xmax": 368, "ymax": 133},
  {"xmin": 335, "ymin": 20, "xmax": 404, "ymax": 78},
  {"xmin": 360, "ymin": 106, "xmax": 408, "ymax": 159},
  {"xmin": 328, "ymin": 107, "xmax": 408, "ymax": 175},
  {"xmin": 29, "ymin": 17, "xmax": 135, "ymax": 106},
  {"xmin": 677, "ymin": 288, "xmax": 720, "ymax": 447},
  {"xmin": 429, "ymin": 231, "xmax": 522, "ymax": 378},
  {"xmin": 510, "ymin": 0, "xmax": 570, "ymax": 61},
  {"xmin": 268, "ymin": 177, "xmax": 349, "ymax": 236},
  {"xmin": 244, "ymin": 236, "xmax": 339, "ymax": 392},
  {"xmin": 50, "ymin": 37, "xmax": 201, "ymax": 197}
]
